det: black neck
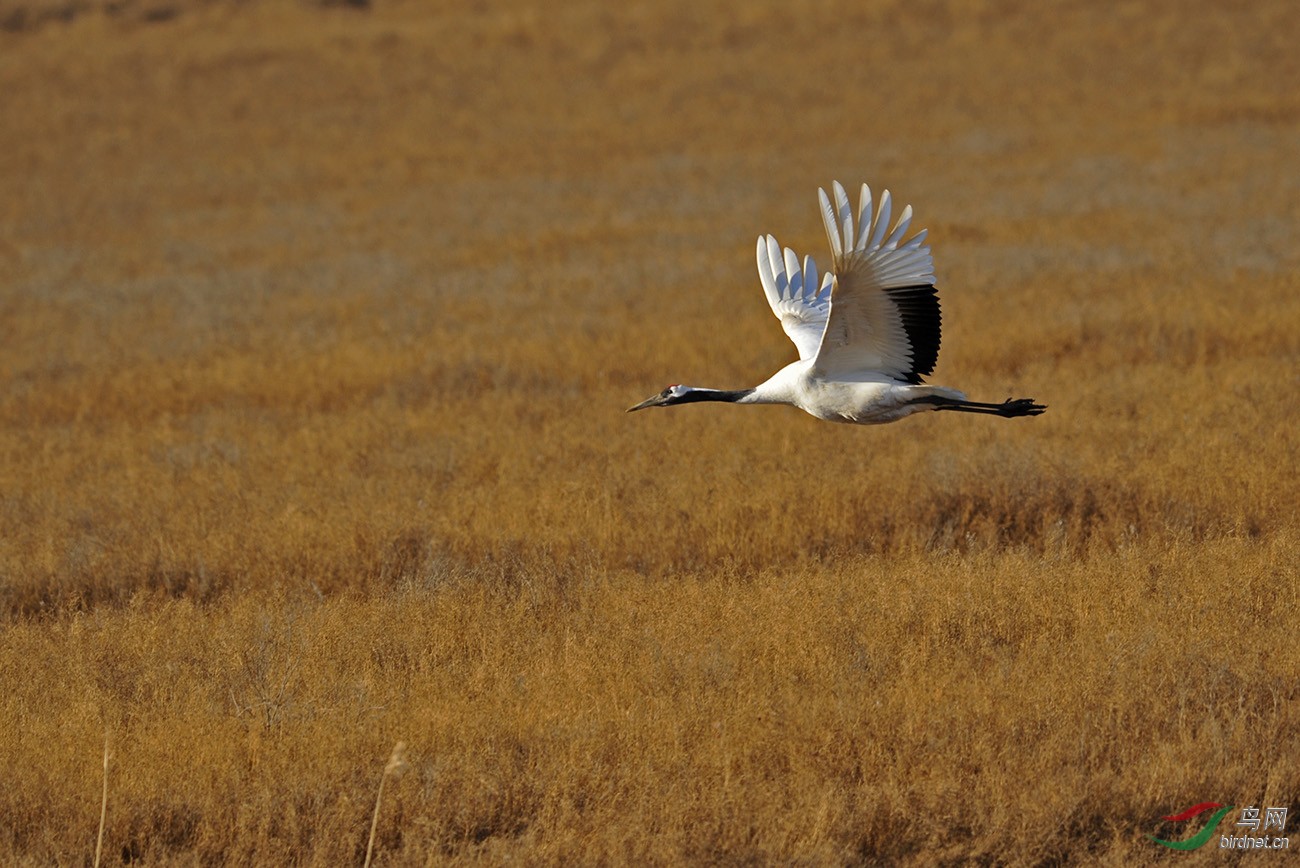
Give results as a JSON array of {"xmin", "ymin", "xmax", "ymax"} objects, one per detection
[{"xmin": 677, "ymin": 388, "xmax": 753, "ymax": 405}]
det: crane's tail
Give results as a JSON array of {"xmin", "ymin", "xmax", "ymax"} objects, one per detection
[{"xmin": 910, "ymin": 392, "xmax": 1046, "ymax": 418}]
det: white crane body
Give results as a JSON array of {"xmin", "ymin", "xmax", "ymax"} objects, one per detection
[{"xmin": 739, "ymin": 360, "xmax": 968, "ymax": 425}]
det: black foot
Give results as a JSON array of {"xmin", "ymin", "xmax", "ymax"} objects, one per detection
[{"xmin": 999, "ymin": 398, "xmax": 1046, "ymax": 417}]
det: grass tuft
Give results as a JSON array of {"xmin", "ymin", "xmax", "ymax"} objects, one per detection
[
  {"xmin": 94, "ymin": 731, "xmax": 109, "ymax": 868},
  {"xmin": 364, "ymin": 742, "xmax": 409, "ymax": 868}
]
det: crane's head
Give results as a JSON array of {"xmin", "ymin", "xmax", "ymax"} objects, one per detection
[{"xmin": 627, "ymin": 384, "xmax": 692, "ymax": 412}]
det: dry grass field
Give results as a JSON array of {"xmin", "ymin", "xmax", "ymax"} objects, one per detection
[{"xmin": 2, "ymin": 0, "xmax": 1299, "ymax": 863}]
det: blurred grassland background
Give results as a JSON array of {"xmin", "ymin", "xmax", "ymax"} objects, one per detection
[{"xmin": 1, "ymin": 0, "xmax": 1298, "ymax": 863}]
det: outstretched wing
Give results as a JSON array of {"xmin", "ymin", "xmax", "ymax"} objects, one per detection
[
  {"xmin": 814, "ymin": 181, "xmax": 940, "ymax": 383},
  {"xmin": 755, "ymin": 234, "xmax": 834, "ymax": 361}
]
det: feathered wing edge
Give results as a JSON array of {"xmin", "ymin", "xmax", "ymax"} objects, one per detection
[
  {"xmin": 755, "ymin": 234, "xmax": 833, "ymax": 361},
  {"xmin": 814, "ymin": 181, "xmax": 941, "ymax": 382},
  {"xmin": 818, "ymin": 182, "xmax": 932, "ymax": 280}
]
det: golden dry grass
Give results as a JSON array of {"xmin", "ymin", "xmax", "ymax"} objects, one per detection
[{"xmin": 1, "ymin": 0, "xmax": 1298, "ymax": 863}]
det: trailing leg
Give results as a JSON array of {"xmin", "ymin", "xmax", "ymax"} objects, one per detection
[{"xmin": 912, "ymin": 395, "xmax": 1046, "ymax": 417}]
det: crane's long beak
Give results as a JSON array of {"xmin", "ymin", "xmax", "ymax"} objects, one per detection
[{"xmin": 627, "ymin": 393, "xmax": 668, "ymax": 412}]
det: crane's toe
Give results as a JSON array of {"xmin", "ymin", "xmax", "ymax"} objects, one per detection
[{"xmin": 1002, "ymin": 398, "xmax": 1046, "ymax": 417}]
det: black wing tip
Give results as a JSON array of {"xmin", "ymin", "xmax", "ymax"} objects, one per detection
[{"xmin": 890, "ymin": 283, "xmax": 942, "ymax": 381}]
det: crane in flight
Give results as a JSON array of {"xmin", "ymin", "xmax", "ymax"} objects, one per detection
[{"xmin": 629, "ymin": 181, "xmax": 1045, "ymax": 425}]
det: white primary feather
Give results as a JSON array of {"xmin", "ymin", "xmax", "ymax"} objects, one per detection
[{"xmin": 755, "ymin": 234, "xmax": 832, "ymax": 361}]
